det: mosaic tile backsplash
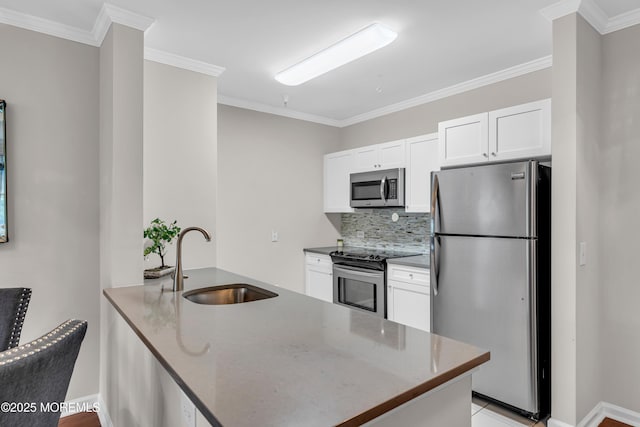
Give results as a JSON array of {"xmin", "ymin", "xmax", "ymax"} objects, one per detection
[{"xmin": 341, "ymin": 209, "xmax": 430, "ymax": 253}]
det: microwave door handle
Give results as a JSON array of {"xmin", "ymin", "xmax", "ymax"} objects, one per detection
[{"xmin": 380, "ymin": 176, "xmax": 387, "ymax": 204}]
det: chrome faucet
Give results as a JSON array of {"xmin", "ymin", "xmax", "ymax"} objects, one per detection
[{"xmin": 172, "ymin": 226, "xmax": 212, "ymax": 292}]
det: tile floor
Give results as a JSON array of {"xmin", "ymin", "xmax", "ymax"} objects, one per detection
[{"xmin": 472, "ymin": 397, "xmax": 546, "ymax": 427}]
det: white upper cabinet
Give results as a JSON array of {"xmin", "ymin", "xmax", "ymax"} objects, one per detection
[
  {"xmin": 324, "ymin": 150, "xmax": 355, "ymax": 213},
  {"xmin": 354, "ymin": 139, "xmax": 405, "ymax": 172},
  {"xmin": 405, "ymin": 133, "xmax": 439, "ymax": 213},
  {"xmin": 438, "ymin": 99, "xmax": 551, "ymax": 167},
  {"xmin": 438, "ymin": 112, "xmax": 489, "ymax": 167},
  {"xmin": 488, "ymin": 99, "xmax": 551, "ymax": 162}
]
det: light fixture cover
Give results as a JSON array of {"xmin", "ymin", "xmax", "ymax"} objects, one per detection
[{"xmin": 275, "ymin": 23, "xmax": 397, "ymax": 86}]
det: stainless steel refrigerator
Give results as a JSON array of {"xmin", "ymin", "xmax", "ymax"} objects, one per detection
[{"xmin": 430, "ymin": 160, "xmax": 550, "ymax": 420}]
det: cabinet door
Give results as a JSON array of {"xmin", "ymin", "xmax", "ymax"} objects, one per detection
[
  {"xmin": 354, "ymin": 140, "xmax": 405, "ymax": 172},
  {"xmin": 307, "ymin": 268, "xmax": 333, "ymax": 302},
  {"xmin": 324, "ymin": 151, "xmax": 354, "ymax": 213},
  {"xmin": 305, "ymin": 254, "xmax": 333, "ymax": 303},
  {"xmin": 488, "ymin": 99, "xmax": 551, "ymax": 161},
  {"xmin": 405, "ymin": 134, "xmax": 439, "ymax": 213},
  {"xmin": 378, "ymin": 139, "xmax": 406, "ymax": 169},
  {"xmin": 438, "ymin": 112, "xmax": 489, "ymax": 167},
  {"xmin": 354, "ymin": 146, "xmax": 379, "ymax": 171},
  {"xmin": 387, "ymin": 280, "xmax": 430, "ymax": 332}
]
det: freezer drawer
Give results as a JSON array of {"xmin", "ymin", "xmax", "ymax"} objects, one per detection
[
  {"xmin": 431, "ymin": 235, "xmax": 538, "ymax": 413},
  {"xmin": 432, "ymin": 160, "xmax": 537, "ymax": 237}
]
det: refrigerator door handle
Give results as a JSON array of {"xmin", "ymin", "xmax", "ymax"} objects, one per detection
[
  {"xmin": 431, "ymin": 173, "xmax": 441, "ymax": 233},
  {"xmin": 431, "ymin": 172, "xmax": 441, "ymax": 295},
  {"xmin": 431, "ymin": 235, "xmax": 440, "ymax": 295}
]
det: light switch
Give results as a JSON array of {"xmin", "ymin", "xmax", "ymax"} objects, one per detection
[
  {"xmin": 271, "ymin": 231, "xmax": 279, "ymax": 242},
  {"xmin": 579, "ymin": 242, "xmax": 587, "ymax": 266}
]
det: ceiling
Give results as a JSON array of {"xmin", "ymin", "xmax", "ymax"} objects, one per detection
[{"xmin": 0, "ymin": 0, "xmax": 639, "ymax": 126}]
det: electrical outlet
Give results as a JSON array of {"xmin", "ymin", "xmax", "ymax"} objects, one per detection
[
  {"xmin": 356, "ymin": 230, "xmax": 365, "ymax": 239},
  {"xmin": 181, "ymin": 390, "xmax": 196, "ymax": 427},
  {"xmin": 271, "ymin": 230, "xmax": 279, "ymax": 242}
]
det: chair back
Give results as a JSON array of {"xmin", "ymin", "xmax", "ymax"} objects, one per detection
[
  {"xmin": 0, "ymin": 319, "xmax": 87, "ymax": 427},
  {"xmin": 0, "ymin": 287, "xmax": 31, "ymax": 351}
]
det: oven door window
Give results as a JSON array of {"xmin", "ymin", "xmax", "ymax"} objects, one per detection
[
  {"xmin": 338, "ymin": 277, "xmax": 377, "ymax": 312},
  {"xmin": 352, "ymin": 180, "xmax": 382, "ymax": 201}
]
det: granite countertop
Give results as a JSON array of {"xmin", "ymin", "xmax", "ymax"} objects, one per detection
[
  {"xmin": 104, "ymin": 267, "xmax": 488, "ymax": 427},
  {"xmin": 303, "ymin": 246, "xmax": 343, "ymax": 256},
  {"xmin": 386, "ymin": 255, "xmax": 430, "ymax": 269}
]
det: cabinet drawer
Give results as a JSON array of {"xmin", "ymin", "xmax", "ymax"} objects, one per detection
[
  {"xmin": 305, "ymin": 254, "xmax": 332, "ymax": 271},
  {"xmin": 387, "ymin": 265, "xmax": 429, "ymax": 286}
]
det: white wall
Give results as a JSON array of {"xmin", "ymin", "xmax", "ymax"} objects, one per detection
[
  {"xmin": 0, "ymin": 24, "xmax": 100, "ymax": 399},
  {"xmin": 217, "ymin": 105, "xmax": 341, "ymax": 293},
  {"xmin": 600, "ymin": 22, "xmax": 640, "ymax": 414},
  {"xmin": 143, "ymin": 61, "xmax": 217, "ymax": 271}
]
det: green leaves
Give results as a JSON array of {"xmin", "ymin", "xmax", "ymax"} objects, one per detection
[{"xmin": 143, "ymin": 218, "xmax": 181, "ymax": 267}]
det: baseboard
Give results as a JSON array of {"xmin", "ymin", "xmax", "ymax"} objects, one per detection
[
  {"xmin": 59, "ymin": 394, "xmax": 100, "ymax": 417},
  {"xmin": 97, "ymin": 394, "xmax": 113, "ymax": 427},
  {"xmin": 59, "ymin": 394, "xmax": 112, "ymax": 427},
  {"xmin": 579, "ymin": 401, "xmax": 640, "ymax": 427},
  {"xmin": 550, "ymin": 402, "xmax": 640, "ymax": 427},
  {"xmin": 549, "ymin": 418, "xmax": 575, "ymax": 427}
]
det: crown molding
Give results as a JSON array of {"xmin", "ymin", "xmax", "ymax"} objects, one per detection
[
  {"xmin": 0, "ymin": 6, "xmax": 98, "ymax": 46},
  {"xmin": 539, "ymin": 0, "xmax": 581, "ymax": 22},
  {"xmin": 339, "ymin": 55, "xmax": 553, "ymax": 128},
  {"xmin": 578, "ymin": 0, "xmax": 609, "ymax": 33},
  {"xmin": 144, "ymin": 48, "xmax": 225, "ymax": 77},
  {"xmin": 218, "ymin": 95, "xmax": 341, "ymax": 127},
  {"xmin": 0, "ymin": 3, "xmax": 154, "ymax": 47},
  {"xmin": 94, "ymin": 3, "xmax": 155, "ymax": 45},
  {"xmin": 540, "ymin": 0, "xmax": 640, "ymax": 35},
  {"xmin": 605, "ymin": 7, "xmax": 640, "ymax": 34},
  {"xmin": 220, "ymin": 56, "xmax": 552, "ymax": 128}
]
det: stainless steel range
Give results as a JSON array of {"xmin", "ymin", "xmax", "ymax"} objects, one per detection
[{"xmin": 330, "ymin": 248, "xmax": 420, "ymax": 318}]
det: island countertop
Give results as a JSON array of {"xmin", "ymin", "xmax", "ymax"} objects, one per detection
[{"xmin": 103, "ymin": 267, "xmax": 488, "ymax": 427}]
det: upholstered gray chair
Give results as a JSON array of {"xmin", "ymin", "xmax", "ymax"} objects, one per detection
[
  {"xmin": 0, "ymin": 319, "xmax": 87, "ymax": 427},
  {"xmin": 0, "ymin": 287, "xmax": 32, "ymax": 351}
]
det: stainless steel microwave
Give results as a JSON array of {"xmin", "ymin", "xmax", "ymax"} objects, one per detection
[{"xmin": 350, "ymin": 168, "xmax": 405, "ymax": 208}]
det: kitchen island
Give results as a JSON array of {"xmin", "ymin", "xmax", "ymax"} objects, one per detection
[{"xmin": 104, "ymin": 267, "xmax": 489, "ymax": 427}]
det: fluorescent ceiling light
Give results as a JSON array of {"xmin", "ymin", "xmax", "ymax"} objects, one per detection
[{"xmin": 275, "ymin": 23, "xmax": 398, "ymax": 86}]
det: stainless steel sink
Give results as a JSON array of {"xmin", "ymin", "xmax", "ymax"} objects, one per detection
[{"xmin": 182, "ymin": 284, "xmax": 278, "ymax": 305}]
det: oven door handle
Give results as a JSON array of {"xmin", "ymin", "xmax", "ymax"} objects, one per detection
[{"xmin": 334, "ymin": 264, "xmax": 384, "ymax": 278}]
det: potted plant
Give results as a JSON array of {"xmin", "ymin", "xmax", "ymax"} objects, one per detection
[{"xmin": 143, "ymin": 218, "xmax": 181, "ymax": 279}]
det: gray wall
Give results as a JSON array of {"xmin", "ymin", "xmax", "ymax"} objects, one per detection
[
  {"xmin": 0, "ymin": 24, "xmax": 100, "ymax": 399},
  {"xmin": 551, "ymin": 14, "xmax": 579, "ymax": 424},
  {"xmin": 600, "ymin": 22, "xmax": 640, "ymax": 414},
  {"xmin": 340, "ymin": 68, "xmax": 552, "ymax": 149},
  {"xmin": 217, "ymin": 105, "xmax": 341, "ymax": 293},
  {"xmin": 143, "ymin": 60, "xmax": 217, "ymax": 270},
  {"xmin": 575, "ymin": 14, "xmax": 603, "ymax": 422}
]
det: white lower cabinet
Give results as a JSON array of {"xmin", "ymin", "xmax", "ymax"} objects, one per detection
[
  {"xmin": 386, "ymin": 264, "xmax": 430, "ymax": 332},
  {"xmin": 304, "ymin": 253, "xmax": 333, "ymax": 303}
]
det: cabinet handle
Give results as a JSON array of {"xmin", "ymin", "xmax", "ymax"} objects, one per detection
[
  {"xmin": 491, "ymin": 152, "xmax": 497, "ymax": 157},
  {"xmin": 482, "ymin": 153, "xmax": 488, "ymax": 158}
]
